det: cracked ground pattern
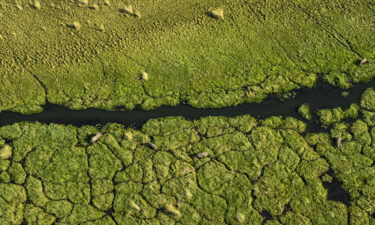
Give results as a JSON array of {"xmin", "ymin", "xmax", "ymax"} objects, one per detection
[
  {"xmin": 0, "ymin": 0, "xmax": 374, "ymax": 113},
  {"xmin": 0, "ymin": 89, "xmax": 374, "ymax": 224}
]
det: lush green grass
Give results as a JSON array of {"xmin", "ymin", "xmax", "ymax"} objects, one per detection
[
  {"xmin": 0, "ymin": 89, "xmax": 374, "ymax": 224},
  {"xmin": 0, "ymin": 0, "xmax": 374, "ymax": 113},
  {"xmin": 317, "ymin": 103, "xmax": 360, "ymax": 126},
  {"xmin": 298, "ymin": 104, "xmax": 312, "ymax": 120}
]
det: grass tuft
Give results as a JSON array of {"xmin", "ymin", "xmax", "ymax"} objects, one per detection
[
  {"xmin": 141, "ymin": 71, "xmax": 149, "ymax": 81},
  {"xmin": 145, "ymin": 142, "xmax": 157, "ymax": 150},
  {"xmin": 16, "ymin": 3, "xmax": 23, "ymax": 10},
  {"xmin": 68, "ymin": 21, "xmax": 82, "ymax": 30},
  {"xmin": 124, "ymin": 131, "xmax": 133, "ymax": 141},
  {"xmin": 119, "ymin": 4, "xmax": 141, "ymax": 17},
  {"xmin": 119, "ymin": 4, "xmax": 133, "ymax": 15},
  {"xmin": 208, "ymin": 8, "xmax": 224, "ymax": 20},
  {"xmin": 341, "ymin": 91, "xmax": 350, "ymax": 97},
  {"xmin": 298, "ymin": 104, "xmax": 312, "ymax": 120},
  {"xmin": 196, "ymin": 152, "xmax": 209, "ymax": 158},
  {"xmin": 97, "ymin": 24, "xmax": 105, "ymax": 31},
  {"xmin": 129, "ymin": 200, "xmax": 141, "ymax": 211},
  {"xmin": 133, "ymin": 9, "xmax": 141, "ymax": 17},
  {"xmin": 80, "ymin": 0, "xmax": 89, "ymax": 5},
  {"xmin": 163, "ymin": 204, "xmax": 181, "ymax": 218},
  {"xmin": 359, "ymin": 58, "xmax": 368, "ymax": 65},
  {"xmin": 0, "ymin": 144, "xmax": 12, "ymax": 160},
  {"xmin": 90, "ymin": 132, "xmax": 102, "ymax": 144},
  {"xmin": 236, "ymin": 213, "xmax": 246, "ymax": 223},
  {"xmin": 89, "ymin": 4, "xmax": 99, "ymax": 10},
  {"xmin": 30, "ymin": 0, "xmax": 41, "ymax": 10},
  {"xmin": 185, "ymin": 189, "xmax": 193, "ymax": 199}
]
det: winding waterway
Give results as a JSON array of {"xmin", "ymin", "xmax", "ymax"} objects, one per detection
[{"xmin": 1, "ymin": 79, "xmax": 374, "ymax": 132}]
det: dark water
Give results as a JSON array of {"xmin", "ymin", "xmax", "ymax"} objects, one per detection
[
  {"xmin": 0, "ymin": 79, "xmax": 374, "ymax": 132},
  {"xmin": 322, "ymin": 169, "xmax": 350, "ymax": 206},
  {"xmin": 260, "ymin": 210, "xmax": 272, "ymax": 222}
]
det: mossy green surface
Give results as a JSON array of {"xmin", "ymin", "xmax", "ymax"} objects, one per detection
[
  {"xmin": 317, "ymin": 103, "xmax": 360, "ymax": 126},
  {"xmin": 361, "ymin": 88, "xmax": 375, "ymax": 111},
  {"xmin": 298, "ymin": 104, "xmax": 312, "ymax": 120},
  {"xmin": 0, "ymin": 0, "xmax": 374, "ymax": 113},
  {"xmin": 0, "ymin": 87, "xmax": 375, "ymax": 224}
]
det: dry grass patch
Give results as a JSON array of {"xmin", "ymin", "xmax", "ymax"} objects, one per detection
[
  {"xmin": 68, "ymin": 21, "xmax": 82, "ymax": 30},
  {"xmin": 16, "ymin": 2, "xmax": 23, "ymax": 10},
  {"xmin": 0, "ymin": 144, "xmax": 12, "ymax": 160},
  {"xmin": 97, "ymin": 24, "xmax": 105, "ymax": 31},
  {"xmin": 119, "ymin": 4, "xmax": 141, "ymax": 17},
  {"xmin": 132, "ymin": 9, "xmax": 141, "ymax": 17},
  {"xmin": 89, "ymin": 3, "xmax": 99, "ymax": 10},
  {"xmin": 119, "ymin": 4, "xmax": 133, "ymax": 14},
  {"xmin": 163, "ymin": 204, "xmax": 181, "ymax": 218},
  {"xmin": 30, "ymin": 0, "xmax": 41, "ymax": 10},
  {"xmin": 141, "ymin": 71, "xmax": 149, "ymax": 81},
  {"xmin": 208, "ymin": 8, "xmax": 224, "ymax": 20}
]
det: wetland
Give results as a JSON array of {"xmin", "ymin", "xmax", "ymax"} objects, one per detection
[{"xmin": 0, "ymin": 0, "xmax": 374, "ymax": 224}]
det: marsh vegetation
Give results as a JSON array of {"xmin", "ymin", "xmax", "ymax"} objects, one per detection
[
  {"xmin": 0, "ymin": 0, "xmax": 374, "ymax": 114},
  {"xmin": 0, "ymin": 89, "xmax": 374, "ymax": 224},
  {"xmin": 0, "ymin": 1, "xmax": 374, "ymax": 224}
]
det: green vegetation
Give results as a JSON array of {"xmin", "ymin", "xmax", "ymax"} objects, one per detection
[
  {"xmin": 0, "ymin": 0, "xmax": 374, "ymax": 221},
  {"xmin": 317, "ymin": 103, "xmax": 360, "ymax": 126},
  {"xmin": 0, "ymin": 88, "xmax": 374, "ymax": 224},
  {"xmin": 298, "ymin": 104, "xmax": 312, "ymax": 120},
  {"xmin": 361, "ymin": 88, "xmax": 375, "ymax": 111},
  {"xmin": 0, "ymin": 0, "xmax": 374, "ymax": 113}
]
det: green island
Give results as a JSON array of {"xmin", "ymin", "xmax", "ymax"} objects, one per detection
[
  {"xmin": 0, "ymin": 0, "xmax": 374, "ymax": 113},
  {"xmin": 0, "ymin": 88, "xmax": 374, "ymax": 224}
]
